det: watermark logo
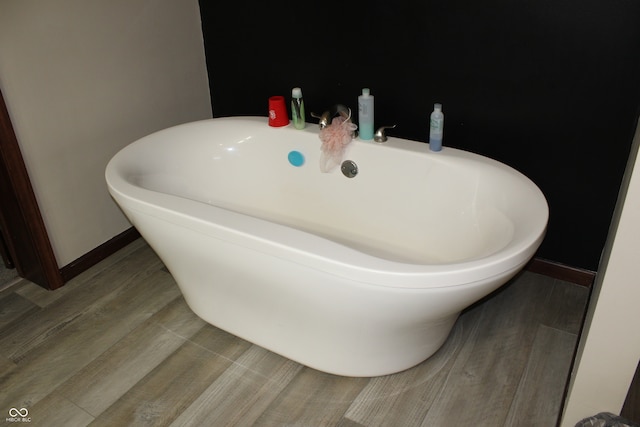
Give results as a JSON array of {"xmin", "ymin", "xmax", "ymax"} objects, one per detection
[{"xmin": 6, "ymin": 408, "xmax": 30, "ymax": 423}]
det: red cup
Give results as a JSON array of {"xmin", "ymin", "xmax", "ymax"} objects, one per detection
[{"xmin": 268, "ymin": 95, "xmax": 289, "ymax": 127}]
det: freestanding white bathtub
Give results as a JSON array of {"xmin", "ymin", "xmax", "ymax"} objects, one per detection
[{"xmin": 106, "ymin": 116, "xmax": 548, "ymax": 377}]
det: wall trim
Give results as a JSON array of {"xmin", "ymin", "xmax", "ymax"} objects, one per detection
[
  {"xmin": 0, "ymin": 88, "xmax": 64, "ymax": 290},
  {"xmin": 527, "ymin": 257, "xmax": 595, "ymax": 287},
  {"xmin": 60, "ymin": 227, "xmax": 140, "ymax": 283}
]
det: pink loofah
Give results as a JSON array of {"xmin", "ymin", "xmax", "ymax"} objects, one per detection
[{"xmin": 319, "ymin": 116, "xmax": 357, "ymax": 172}]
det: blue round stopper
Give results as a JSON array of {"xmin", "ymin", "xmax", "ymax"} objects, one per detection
[{"xmin": 288, "ymin": 150, "xmax": 305, "ymax": 167}]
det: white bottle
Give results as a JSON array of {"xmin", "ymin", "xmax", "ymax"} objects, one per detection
[
  {"xmin": 429, "ymin": 103, "xmax": 444, "ymax": 152},
  {"xmin": 358, "ymin": 88, "xmax": 374, "ymax": 140}
]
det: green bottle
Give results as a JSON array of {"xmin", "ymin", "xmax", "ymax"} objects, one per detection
[{"xmin": 291, "ymin": 87, "xmax": 305, "ymax": 130}]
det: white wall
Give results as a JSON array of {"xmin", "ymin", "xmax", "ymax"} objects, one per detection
[
  {"xmin": 0, "ymin": 0, "xmax": 212, "ymax": 266},
  {"xmin": 561, "ymin": 120, "xmax": 640, "ymax": 425}
]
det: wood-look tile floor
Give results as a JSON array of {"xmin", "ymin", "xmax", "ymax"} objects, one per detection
[{"xmin": 0, "ymin": 238, "xmax": 589, "ymax": 426}]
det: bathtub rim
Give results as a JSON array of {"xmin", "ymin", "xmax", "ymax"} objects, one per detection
[{"xmin": 107, "ymin": 187, "xmax": 546, "ymax": 290}]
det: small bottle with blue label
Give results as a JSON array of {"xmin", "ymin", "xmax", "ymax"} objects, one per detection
[{"xmin": 429, "ymin": 103, "xmax": 444, "ymax": 152}]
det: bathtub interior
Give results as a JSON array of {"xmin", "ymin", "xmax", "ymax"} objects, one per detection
[{"xmin": 122, "ymin": 118, "xmax": 546, "ymax": 266}]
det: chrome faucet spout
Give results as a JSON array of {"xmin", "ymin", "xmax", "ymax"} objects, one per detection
[{"xmin": 311, "ymin": 104, "xmax": 351, "ymax": 129}]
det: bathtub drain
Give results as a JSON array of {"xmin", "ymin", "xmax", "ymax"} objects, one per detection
[{"xmin": 341, "ymin": 160, "xmax": 358, "ymax": 178}]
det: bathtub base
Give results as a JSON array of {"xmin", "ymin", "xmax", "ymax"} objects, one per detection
[
  {"xmin": 135, "ymin": 214, "xmax": 521, "ymax": 377},
  {"xmin": 189, "ymin": 296, "xmax": 459, "ymax": 377}
]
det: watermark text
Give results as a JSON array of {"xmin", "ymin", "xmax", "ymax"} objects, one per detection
[{"xmin": 6, "ymin": 408, "xmax": 31, "ymax": 423}]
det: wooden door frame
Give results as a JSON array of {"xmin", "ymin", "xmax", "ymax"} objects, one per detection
[{"xmin": 0, "ymin": 88, "xmax": 63, "ymax": 290}]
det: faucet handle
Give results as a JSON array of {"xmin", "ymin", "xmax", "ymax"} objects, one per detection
[
  {"xmin": 374, "ymin": 125, "xmax": 397, "ymax": 143},
  {"xmin": 312, "ymin": 105, "xmax": 352, "ymax": 129},
  {"xmin": 310, "ymin": 112, "xmax": 327, "ymax": 128}
]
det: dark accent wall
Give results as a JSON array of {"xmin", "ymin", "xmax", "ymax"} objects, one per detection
[{"xmin": 198, "ymin": 0, "xmax": 640, "ymax": 271}]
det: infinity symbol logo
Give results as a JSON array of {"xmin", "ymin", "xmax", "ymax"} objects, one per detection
[{"xmin": 8, "ymin": 408, "xmax": 28, "ymax": 417}]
